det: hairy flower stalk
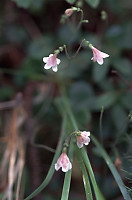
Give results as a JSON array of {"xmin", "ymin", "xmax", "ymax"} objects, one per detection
[
  {"xmin": 43, "ymin": 53, "xmax": 60, "ymax": 72},
  {"xmin": 76, "ymin": 131, "xmax": 90, "ymax": 148},
  {"xmin": 55, "ymin": 152, "xmax": 72, "ymax": 172}
]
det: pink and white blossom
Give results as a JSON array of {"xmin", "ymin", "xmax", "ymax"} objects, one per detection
[
  {"xmin": 91, "ymin": 46, "xmax": 109, "ymax": 65},
  {"xmin": 43, "ymin": 53, "xmax": 60, "ymax": 72},
  {"xmin": 77, "ymin": 131, "xmax": 90, "ymax": 148},
  {"xmin": 55, "ymin": 153, "xmax": 72, "ymax": 172}
]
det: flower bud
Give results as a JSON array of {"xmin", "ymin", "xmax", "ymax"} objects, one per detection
[{"xmin": 65, "ymin": 8, "xmax": 74, "ymax": 17}]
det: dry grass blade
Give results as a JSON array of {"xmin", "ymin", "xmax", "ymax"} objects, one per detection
[{"xmin": 0, "ymin": 94, "xmax": 26, "ymax": 200}]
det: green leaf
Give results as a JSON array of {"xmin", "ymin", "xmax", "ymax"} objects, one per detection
[
  {"xmin": 11, "ymin": 0, "xmax": 44, "ymax": 9},
  {"xmin": 93, "ymin": 59, "xmax": 110, "ymax": 83},
  {"xmin": 91, "ymin": 135, "xmax": 131, "ymax": 200},
  {"xmin": 81, "ymin": 148, "xmax": 105, "ymax": 200},
  {"xmin": 111, "ymin": 105, "xmax": 127, "ymax": 130},
  {"xmin": 24, "ymin": 117, "xmax": 67, "ymax": 200},
  {"xmin": 76, "ymin": 147, "xmax": 93, "ymax": 200},
  {"xmin": 61, "ymin": 140, "xmax": 74, "ymax": 200},
  {"xmin": 66, "ymin": 0, "xmax": 76, "ymax": 4},
  {"xmin": 11, "ymin": 0, "xmax": 32, "ymax": 8},
  {"xmin": 58, "ymin": 52, "xmax": 91, "ymax": 79},
  {"xmin": 69, "ymin": 81, "xmax": 94, "ymax": 111},
  {"xmin": 93, "ymin": 91, "xmax": 120, "ymax": 110},
  {"xmin": 0, "ymin": 86, "xmax": 15, "ymax": 101},
  {"xmin": 85, "ymin": 0, "xmax": 100, "ymax": 8},
  {"xmin": 121, "ymin": 93, "xmax": 132, "ymax": 110},
  {"xmin": 27, "ymin": 36, "xmax": 54, "ymax": 59},
  {"xmin": 113, "ymin": 58, "xmax": 132, "ymax": 76}
]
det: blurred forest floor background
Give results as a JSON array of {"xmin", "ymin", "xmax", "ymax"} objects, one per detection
[{"xmin": 0, "ymin": 0, "xmax": 132, "ymax": 199}]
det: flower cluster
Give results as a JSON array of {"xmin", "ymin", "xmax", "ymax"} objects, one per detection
[
  {"xmin": 43, "ymin": 45, "xmax": 109, "ymax": 72},
  {"xmin": 55, "ymin": 130, "xmax": 90, "ymax": 173}
]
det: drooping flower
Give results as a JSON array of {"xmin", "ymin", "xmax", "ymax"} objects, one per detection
[
  {"xmin": 90, "ymin": 46, "xmax": 109, "ymax": 65},
  {"xmin": 43, "ymin": 53, "xmax": 60, "ymax": 72},
  {"xmin": 55, "ymin": 153, "xmax": 72, "ymax": 172},
  {"xmin": 77, "ymin": 131, "xmax": 90, "ymax": 148}
]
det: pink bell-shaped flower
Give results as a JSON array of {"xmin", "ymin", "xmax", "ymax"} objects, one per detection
[
  {"xmin": 77, "ymin": 131, "xmax": 90, "ymax": 148},
  {"xmin": 43, "ymin": 53, "xmax": 60, "ymax": 72},
  {"xmin": 91, "ymin": 46, "xmax": 109, "ymax": 65},
  {"xmin": 55, "ymin": 153, "xmax": 72, "ymax": 172}
]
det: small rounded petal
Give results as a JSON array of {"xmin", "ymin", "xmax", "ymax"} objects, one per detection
[
  {"xmin": 44, "ymin": 64, "xmax": 52, "ymax": 69},
  {"xmin": 77, "ymin": 131, "xmax": 90, "ymax": 148},
  {"xmin": 55, "ymin": 153, "xmax": 72, "ymax": 173},
  {"xmin": 43, "ymin": 57, "xmax": 48, "ymax": 63},
  {"xmin": 43, "ymin": 53, "xmax": 60, "ymax": 72},
  {"xmin": 57, "ymin": 58, "xmax": 61, "ymax": 65},
  {"xmin": 49, "ymin": 54, "xmax": 53, "ymax": 57},
  {"xmin": 96, "ymin": 57, "xmax": 103, "ymax": 65},
  {"xmin": 91, "ymin": 46, "xmax": 109, "ymax": 65},
  {"xmin": 100, "ymin": 52, "xmax": 109, "ymax": 58},
  {"xmin": 52, "ymin": 65, "xmax": 58, "ymax": 72}
]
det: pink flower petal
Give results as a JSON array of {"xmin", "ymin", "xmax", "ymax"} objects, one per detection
[
  {"xmin": 55, "ymin": 153, "xmax": 72, "ymax": 173},
  {"xmin": 57, "ymin": 58, "xmax": 61, "ymax": 65},
  {"xmin": 97, "ymin": 57, "xmax": 103, "ymax": 65},
  {"xmin": 43, "ymin": 57, "xmax": 48, "ymax": 63},
  {"xmin": 52, "ymin": 65, "xmax": 58, "ymax": 72},
  {"xmin": 77, "ymin": 131, "xmax": 90, "ymax": 148},
  {"xmin": 91, "ymin": 46, "xmax": 109, "ymax": 65},
  {"xmin": 44, "ymin": 64, "xmax": 52, "ymax": 69}
]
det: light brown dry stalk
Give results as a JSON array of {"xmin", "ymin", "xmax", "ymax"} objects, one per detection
[
  {"xmin": 7, "ymin": 108, "xmax": 18, "ymax": 200},
  {"xmin": 0, "ymin": 94, "xmax": 26, "ymax": 200},
  {"xmin": 16, "ymin": 137, "xmax": 25, "ymax": 200},
  {"xmin": 0, "ymin": 93, "xmax": 23, "ymax": 110}
]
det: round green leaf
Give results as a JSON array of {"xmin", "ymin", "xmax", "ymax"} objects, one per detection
[
  {"xmin": 66, "ymin": 0, "xmax": 76, "ymax": 4},
  {"xmin": 85, "ymin": 0, "xmax": 100, "ymax": 8}
]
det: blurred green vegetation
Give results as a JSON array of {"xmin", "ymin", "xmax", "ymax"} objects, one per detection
[{"xmin": 0, "ymin": 0, "xmax": 132, "ymax": 199}]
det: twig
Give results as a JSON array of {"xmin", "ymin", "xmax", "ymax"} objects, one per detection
[{"xmin": 0, "ymin": 93, "xmax": 23, "ymax": 110}]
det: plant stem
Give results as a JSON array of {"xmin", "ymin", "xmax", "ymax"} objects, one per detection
[
  {"xmin": 77, "ymin": 10, "xmax": 84, "ymax": 30},
  {"xmin": 99, "ymin": 106, "xmax": 104, "ymax": 145}
]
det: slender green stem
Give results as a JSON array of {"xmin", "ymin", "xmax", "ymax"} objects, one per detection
[
  {"xmin": 64, "ymin": 45, "xmax": 71, "ymax": 60},
  {"xmin": 77, "ymin": 10, "xmax": 84, "ymax": 30},
  {"xmin": 61, "ymin": 89, "xmax": 105, "ymax": 199},
  {"xmin": 72, "ymin": 39, "xmax": 85, "ymax": 58},
  {"xmin": 31, "ymin": 126, "xmax": 55, "ymax": 153},
  {"xmin": 24, "ymin": 116, "xmax": 67, "ymax": 200},
  {"xmin": 81, "ymin": 148, "xmax": 105, "ymax": 200},
  {"xmin": 61, "ymin": 139, "xmax": 74, "ymax": 200},
  {"xmin": 99, "ymin": 106, "xmax": 104, "ymax": 145},
  {"xmin": 76, "ymin": 147, "xmax": 93, "ymax": 200}
]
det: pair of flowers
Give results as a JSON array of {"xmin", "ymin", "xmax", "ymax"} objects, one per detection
[
  {"xmin": 43, "ymin": 46, "xmax": 109, "ymax": 72},
  {"xmin": 55, "ymin": 131, "xmax": 90, "ymax": 172}
]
